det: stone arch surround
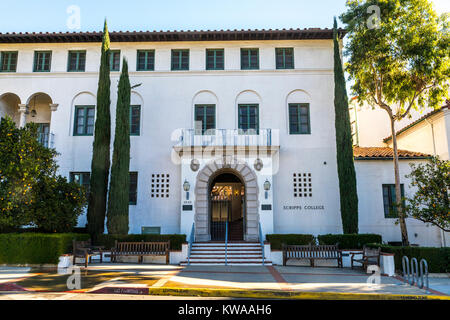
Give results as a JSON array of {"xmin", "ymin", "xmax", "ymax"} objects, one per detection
[{"xmin": 194, "ymin": 157, "xmax": 259, "ymax": 242}]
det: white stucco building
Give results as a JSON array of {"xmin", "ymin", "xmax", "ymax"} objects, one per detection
[{"xmin": 0, "ymin": 28, "xmax": 446, "ymax": 252}]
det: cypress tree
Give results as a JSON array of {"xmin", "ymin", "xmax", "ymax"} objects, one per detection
[
  {"xmin": 107, "ymin": 58, "xmax": 131, "ymax": 234},
  {"xmin": 333, "ymin": 17, "xmax": 359, "ymax": 234},
  {"xmin": 87, "ymin": 20, "xmax": 111, "ymax": 240}
]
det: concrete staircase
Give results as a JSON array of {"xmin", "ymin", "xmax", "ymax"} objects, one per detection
[{"xmin": 180, "ymin": 242, "xmax": 272, "ymax": 266}]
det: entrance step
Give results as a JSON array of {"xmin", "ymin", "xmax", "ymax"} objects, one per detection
[{"xmin": 181, "ymin": 242, "xmax": 271, "ymax": 266}]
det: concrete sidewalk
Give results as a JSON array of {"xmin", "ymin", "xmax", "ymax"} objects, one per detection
[{"xmin": 0, "ymin": 264, "xmax": 448, "ymax": 299}]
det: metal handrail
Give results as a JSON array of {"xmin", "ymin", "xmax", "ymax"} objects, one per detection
[
  {"xmin": 259, "ymin": 222, "xmax": 265, "ymax": 265},
  {"xmin": 187, "ymin": 222, "xmax": 195, "ymax": 266},
  {"xmin": 225, "ymin": 221, "xmax": 228, "ymax": 266}
]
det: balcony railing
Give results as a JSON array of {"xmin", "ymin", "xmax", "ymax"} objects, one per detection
[{"xmin": 175, "ymin": 129, "xmax": 278, "ymax": 148}]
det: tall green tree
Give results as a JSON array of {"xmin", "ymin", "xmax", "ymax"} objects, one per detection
[
  {"xmin": 107, "ymin": 58, "xmax": 131, "ymax": 234},
  {"xmin": 333, "ymin": 18, "xmax": 359, "ymax": 234},
  {"xmin": 87, "ymin": 20, "xmax": 112, "ymax": 240},
  {"xmin": 341, "ymin": 0, "xmax": 449, "ymax": 245}
]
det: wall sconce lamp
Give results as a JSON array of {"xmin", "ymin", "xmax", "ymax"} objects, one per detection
[
  {"xmin": 264, "ymin": 179, "xmax": 271, "ymax": 199},
  {"xmin": 183, "ymin": 180, "xmax": 191, "ymax": 200}
]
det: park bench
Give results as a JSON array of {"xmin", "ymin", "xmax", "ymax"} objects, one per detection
[
  {"xmin": 351, "ymin": 246, "xmax": 381, "ymax": 270},
  {"xmin": 110, "ymin": 241, "xmax": 171, "ymax": 264},
  {"xmin": 282, "ymin": 244, "xmax": 343, "ymax": 267},
  {"xmin": 72, "ymin": 239, "xmax": 104, "ymax": 268}
]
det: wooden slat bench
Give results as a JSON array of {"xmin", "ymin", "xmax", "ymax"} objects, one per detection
[
  {"xmin": 110, "ymin": 241, "xmax": 171, "ymax": 264},
  {"xmin": 282, "ymin": 244, "xmax": 343, "ymax": 267}
]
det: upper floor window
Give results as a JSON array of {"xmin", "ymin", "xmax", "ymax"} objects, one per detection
[
  {"xmin": 238, "ymin": 104, "xmax": 259, "ymax": 134},
  {"xmin": 0, "ymin": 51, "xmax": 18, "ymax": 72},
  {"xmin": 74, "ymin": 105, "xmax": 95, "ymax": 136},
  {"xmin": 68, "ymin": 51, "xmax": 86, "ymax": 72},
  {"xmin": 130, "ymin": 105, "xmax": 141, "ymax": 136},
  {"xmin": 194, "ymin": 105, "xmax": 216, "ymax": 135},
  {"xmin": 110, "ymin": 50, "xmax": 121, "ymax": 71},
  {"xmin": 171, "ymin": 49, "xmax": 189, "ymax": 71},
  {"xmin": 206, "ymin": 49, "xmax": 224, "ymax": 70},
  {"xmin": 137, "ymin": 50, "xmax": 155, "ymax": 71},
  {"xmin": 382, "ymin": 184, "xmax": 405, "ymax": 218},
  {"xmin": 276, "ymin": 48, "xmax": 294, "ymax": 69},
  {"xmin": 33, "ymin": 51, "xmax": 52, "ymax": 72},
  {"xmin": 129, "ymin": 172, "xmax": 138, "ymax": 205},
  {"xmin": 289, "ymin": 103, "xmax": 311, "ymax": 134},
  {"xmin": 241, "ymin": 48, "xmax": 259, "ymax": 70}
]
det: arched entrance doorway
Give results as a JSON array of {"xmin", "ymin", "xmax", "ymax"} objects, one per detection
[{"xmin": 209, "ymin": 172, "xmax": 245, "ymax": 241}]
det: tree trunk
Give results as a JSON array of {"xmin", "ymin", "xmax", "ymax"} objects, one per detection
[{"xmin": 390, "ymin": 116, "xmax": 410, "ymax": 246}]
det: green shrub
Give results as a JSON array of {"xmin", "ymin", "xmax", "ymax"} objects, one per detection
[
  {"xmin": 0, "ymin": 233, "xmax": 89, "ymax": 264},
  {"xmin": 266, "ymin": 234, "xmax": 316, "ymax": 250},
  {"xmin": 367, "ymin": 243, "xmax": 450, "ymax": 273},
  {"xmin": 96, "ymin": 234, "xmax": 186, "ymax": 250},
  {"xmin": 317, "ymin": 234, "xmax": 382, "ymax": 249}
]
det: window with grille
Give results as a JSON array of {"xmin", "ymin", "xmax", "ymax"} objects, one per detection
[
  {"xmin": 0, "ymin": 52, "xmax": 18, "ymax": 72},
  {"xmin": 74, "ymin": 106, "xmax": 95, "ymax": 136},
  {"xmin": 130, "ymin": 105, "xmax": 141, "ymax": 136},
  {"xmin": 382, "ymin": 184, "xmax": 405, "ymax": 218},
  {"xmin": 289, "ymin": 103, "xmax": 311, "ymax": 134},
  {"xmin": 194, "ymin": 105, "xmax": 216, "ymax": 135},
  {"xmin": 137, "ymin": 50, "xmax": 155, "ymax": 71},
  {"xmin": 151, "ymin": 174, "xmax": 170, "ymax": 198},
  {"xmin": 206, "ymin": 49, "xmax": 224, "ymax": 70},
  {"xmin": 68, "ymin": 51, "xmax": 86, "ymax": 72},
  {"xmin": 241, "ymin": 48, "xmax": 259, "ymax": 70},
  {"xmin": 276, "ymin": 48, "xmax": 294, "ymax": 69},
  {"xmin": 70, "ymin": 172, "xmax": 91, "ymax": 195},
  {"xmin": 238, "ymin": 104, "xmax": 259, "ymax": 134},
  {"xmin": 110, "ymin": 50, "xmax": 120, "ymax": 71},
  {"xmin": 171, "ymin": 49, "xmax": 189, "ymax": 70},
  {"xmin": 293, "ymin": 173, "xmax": 312, "ymax": 198},
  {"xmin": 129, "ymin": 172, "xmax": 138, "ymax": 205},
  {"xmin": 33, "ymin": 51, "xmax": 52, "ymax": 72}
]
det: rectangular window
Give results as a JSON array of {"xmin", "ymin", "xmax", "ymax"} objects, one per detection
[
  {"xmin": 137, "ymin": 50, "xmax": 155, "ymax": 71},
  {"xmin": 289, "ymin": 103, "xmax": 311, "ymax": 134},
  {"xmin": 238, "ymin": 104, "xmax": 259, "ymax": 134},
  {"xmin": 382, "ymin": 184, "xmax": 405, "ymax": 218},
  {"xmin": 241, "ymin": 48, "xmax": 259, "ymax": 70},
  {"xmin": 110, "ymin": 50, "xmax": 120, "ymax": 71},
  {"xmin": 276, "ymin": 48, "xmax": 294, "ymax": 69},
  {"xmin": 194, "ymin": 105, "xmax": 216, "ymax": 135},
  {"xmin": 70, "ymin": 172, "xmax": 91, "ymax": 194},
  {"xmin": 33, "ymin": 51, "xmax": 52, "ymax": 72},
  {"xmin": 68, "ymin": 51, "xmax": 86, "ymax": 72},
  {"xmin": 74, "ymin": 106, "xmax": 95, "ymax": 136},
  {"xmin": 129, "ymin": 172, "xmax": 138, "ymax": 205},
  {"xmin": 206, "ymin": 49, "xmax": 224, "ymax": 70},
  {"xmin": 37, "ymin": 123, "xmax": 50, "ymax": 147},
  {"xmin": 0, "ymin": 51, "xmax": 18, "ymax": 72},
  {"xmin": 130, "ymin": 105, "xmax": 141, "ymax": 136},
  {"xmin": 171, "ymin": 49, "xmax": 189, "ymax": 71}
]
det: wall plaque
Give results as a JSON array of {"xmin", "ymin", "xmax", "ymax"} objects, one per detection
[
  {"xmin": 182, "ymin": 205, "xmax": 193, "ymax": 211},
  {"xmin": 261, "ymin": 204, "xmax": 272, "ymax": 210}
]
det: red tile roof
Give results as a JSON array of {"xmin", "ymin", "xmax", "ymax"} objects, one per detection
[
  {"xmin": 0, "ymin": 28, "xmax": 346, "ymax": 43},
  {"xmin": 353, "ymin": 147, "xmax": 431, "ymax": 160}
]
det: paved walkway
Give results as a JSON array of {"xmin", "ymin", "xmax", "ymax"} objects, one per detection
[{"xmin": 0, "ymin": 264, "xmax": 447, "ymax": 298}]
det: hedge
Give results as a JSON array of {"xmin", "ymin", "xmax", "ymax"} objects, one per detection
[
  {"xmin": 367, "ymin": 243, "xmax": 450, "ymax": 273},
  {"xmin": 317, "ymin": 234, "xmax": 382, "ymax": 249},
  {"xmin": 266, "ymin": 234, "xmax": 316, "ymax": 250},
  {"xmin": 0, "ymin": 233, "xmax": 89, "ymax": 264},
  {"xmin": 95, "ymin": 234, "xmax": 186, "ymax": 251}
]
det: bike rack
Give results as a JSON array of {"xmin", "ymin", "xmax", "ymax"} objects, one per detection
[{"xmin": 402, "ymin": 256, "xmax": 429, "ymax": 293}]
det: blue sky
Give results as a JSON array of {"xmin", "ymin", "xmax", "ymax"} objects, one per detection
[{"xmin": 1, "ymin": 0, "xmax": 446, "ymax": 33}]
